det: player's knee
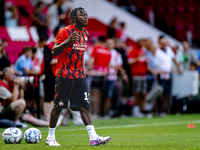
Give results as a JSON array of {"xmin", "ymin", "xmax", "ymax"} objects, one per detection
[
  {"xmin": 52, "ymin": 107, "xmax": 62, "ymax": 116},
  {"xmin": 80, "ymin": 107, "xmax": 90, "ymax": 113}
]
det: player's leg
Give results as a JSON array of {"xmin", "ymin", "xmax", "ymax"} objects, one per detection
[
  {"xmin": 46, "ymin": 77, "xmax": 73, "ymax": 146},
  {"xmin": 80, "ymin": 106, "xmax": 111, "ymax": 146},
  {"xmin": 70, "ymin": 78, "xmax": 111, "ymax": 146},
  {"xmin": 49, "ymin": 107, "xmax": 63, "ymax": 128},
  {"xmin": 46, "ymin": 107, "xmax": 63, "ymax": 146}
]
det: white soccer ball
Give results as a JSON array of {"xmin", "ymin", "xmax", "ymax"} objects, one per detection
[
  {"xmin": 2, "ymin": 127, "xmax": 23, "ymax": 144},
  {"xmin": 24, "ymin": 128, "xmax": 42, "ymax": 144}
]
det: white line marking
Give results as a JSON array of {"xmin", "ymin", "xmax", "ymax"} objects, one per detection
[
  {"xmin": 42, "ymin": 120, "xmax": 200, "ymax": 132},
  {"xmin": 1, "ymin": 120, "xmax": 199, "ymax": 134}
]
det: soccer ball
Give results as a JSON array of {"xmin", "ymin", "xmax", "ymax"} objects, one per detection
[
  {"xmin": 2, "ymin": 127, "xmax": 23, "ymax": 144},
  {"xmin": 24, "ymin": 128, "xmax": 42, "ymax": 144}
]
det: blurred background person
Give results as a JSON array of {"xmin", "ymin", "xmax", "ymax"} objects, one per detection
[
  {"xmin": 14, "ymin": 46, "xmax": 39, "ymax": 76},
  {"xmin": 155, "ymin": 38, "xmax": 182, "ymax": 114},
  {"xmin": 34, "ymin": 36, "xmax": 48, "ymax": 114},
  {"xmin": 128, "ymin": 39, "xmax": 148, "ymax": 117},
  {"xmin": 172, "ymin": 45, "xmax": 184, "ymax": 72},
  {"xmin": 182, "ymin": 41, "xmax": 198, "ymax": 70},
  {"xmin": 114, "ymin": 38, "xmax": 132, "ymax": 115},
  {"xmin": 0, "ymin": 67, "xmax": 57, "ymax": 127},
  {"xmin": 89, "ymin": 36, "xmax": 111, "ymax": 118},
  {"xmin": 0, "ymin": 67, "xmax": 26, "ymax": 127},
  {"xmin": 103, "ymin": 38, "xmax": 124, "ymax": 118},
  {"xmin": 118, "ymin": 22, "xmax": 127, "ymax": 42},
  {"xmin": 0, "ymin": 40, "xmax": 10, "ymax": 79},
  {"xmin": 47, "ymin": 0, "xmax": 65, "ymax": 33},
  {"xmin": 14, "ymin": 46, "xmax": 40, "ymax": 117},
  {"xmin": 145, "ymin": 38, "xmax": 164, "ymax": 114},
  {"xmin": 107, "ymin": 17, "xmax": 118, "ymax": 39},
  {"xmin": 32, "ymin": 1, "xmax": 49, "ymax": 38},
  {"xmin": 41, "ymin": 40, "xmax": 58, "ymax": 122},
  {"xmin": 4, "ymin": 3, "xmax": 19, "ymax": 27}
]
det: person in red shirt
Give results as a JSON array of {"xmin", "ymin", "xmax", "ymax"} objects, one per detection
[
  {"xmin": 89, "ymin": 36, "xmax": 111, "ymax": 117},
  {"xmin": 46, "ymin": 7, "xmax": 111, "ymax": 146},
  {"xmin": 128, "ymin": 39, "xmax": 148, "ymax": 117}
]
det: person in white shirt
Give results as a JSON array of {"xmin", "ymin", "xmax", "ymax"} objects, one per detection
[
  {"xmin": 35, "ymin": 36, "xmax": 48, "ymax": 119},
  {"xmin": 47, "ymin": 0, "xmax": 64, "ymax": 32},
  {"xmin": 155, "ymin": 38, "xmax": 182, "ymax": 113},
  {"xmin": 103, "ymin": 39, "xmax": 127, "ymax": 117}
]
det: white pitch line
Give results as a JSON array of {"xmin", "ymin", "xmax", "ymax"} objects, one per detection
[
  {"xmin": 52, "ymin": 133, "xmax": 200, "ymax": 136},
  {"xmin": 40, "ymin": 120, "xmax": 200, "ymax": 132},
  {"xmin": 1, "ymin": 120, "xmax": 199, "ymax": 134}
]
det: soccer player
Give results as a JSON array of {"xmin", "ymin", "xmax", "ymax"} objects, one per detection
[{"xmin": 46, "ymin": 7, "xmax": 111, "ymax": 146}]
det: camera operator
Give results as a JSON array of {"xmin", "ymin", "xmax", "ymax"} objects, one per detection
[{"xmin": 0, "ymin": 67, "xmax": 49, "ymax": 127}]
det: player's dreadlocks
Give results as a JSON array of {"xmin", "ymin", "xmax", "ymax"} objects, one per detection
[{"xmin": 69, "ymin": 7, "xmax": 85, "ymax": 25}]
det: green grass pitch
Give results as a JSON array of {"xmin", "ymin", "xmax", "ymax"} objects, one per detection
[{"xmin": 1, "ymin": 114, "xmax": 200, "ymax": 150}]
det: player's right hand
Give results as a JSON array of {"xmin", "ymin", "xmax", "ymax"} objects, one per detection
[{"xmin": 68, "ymin": 32, "xmax": 80, "ymax": 42}]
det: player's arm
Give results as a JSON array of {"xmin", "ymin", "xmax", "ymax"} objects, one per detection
[{"xmin": 52, "ymin": 32, "xmax": 80, "ymax": 56}]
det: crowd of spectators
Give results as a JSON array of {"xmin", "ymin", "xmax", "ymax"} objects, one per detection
[{"xmin": 1, "ymin": 0, "xmax": 200, "ymax": 128}]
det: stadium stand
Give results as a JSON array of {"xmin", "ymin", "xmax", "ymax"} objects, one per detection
[{"xmin": 107, "ymin": 0, "xmax": 200, "ymax": 44}]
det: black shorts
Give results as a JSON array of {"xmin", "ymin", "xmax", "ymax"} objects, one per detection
[{"xmin": 54, "ymin": 77, "xmax": 90, "ymax": 111}]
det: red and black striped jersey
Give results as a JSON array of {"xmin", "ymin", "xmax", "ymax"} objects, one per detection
[{"xmin": 55, "ymin": 24, "xmax": 89, "ymax": 79}]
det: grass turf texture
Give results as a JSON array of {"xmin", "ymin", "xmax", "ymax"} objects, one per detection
[{"xmin": 0, "ymin": 114, "xmax": 200, "ymax": 150}]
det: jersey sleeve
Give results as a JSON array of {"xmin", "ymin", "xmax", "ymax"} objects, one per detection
[{"xmin": 55, "ymin": 28, "xmax": 69, "ymax": 44}]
